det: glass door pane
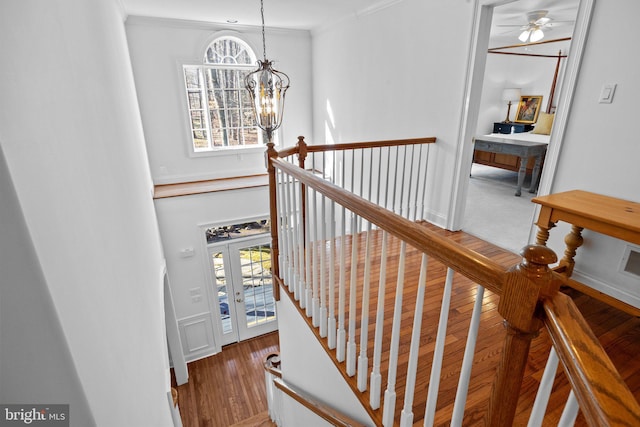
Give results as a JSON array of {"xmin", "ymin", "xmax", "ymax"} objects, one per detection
[
  {"xmin": 209, "ymin": 234, "xmax": 277, "ymax": 346},
  {"xmin": 229, "ymin": 238, "xmax": 277, "ymax": 341},
  {"xmin": 211, "ymin": 250, "xmax": 232, "ymax": 335}
]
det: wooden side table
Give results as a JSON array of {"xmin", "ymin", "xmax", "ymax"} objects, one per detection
[{"xmin": 532, "ymin": 190, "xmax": 640, "ymax": 315}]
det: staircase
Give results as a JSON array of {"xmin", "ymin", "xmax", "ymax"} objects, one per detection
[{"xmin": 264, "ymin": 136, "xmax": 640, "ymax": 426}]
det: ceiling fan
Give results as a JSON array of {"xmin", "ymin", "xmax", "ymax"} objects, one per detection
[{"xmin": 499, "ymin": 10, "xmax": 557, "ymax": 43}]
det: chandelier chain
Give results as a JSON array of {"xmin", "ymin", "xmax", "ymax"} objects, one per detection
[{"xmin": 260, "ymin": 0, "xmax": 267, "ymax": 61}]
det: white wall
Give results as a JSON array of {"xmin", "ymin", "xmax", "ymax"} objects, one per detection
[
  {"xmin": 277, "ymin": 296, "xmax": 374, "ymax": 426},
  {"xmin": 477, "ymin": 51, "xmax": 567, "ymax": 134},
  {"xmin": 311, "ymin": 0, "xmax": 477, "ymax": 226},
  {"xmin": 154, "ymin": 187, "xmax": 270, "ymax": 359},
  {"xmin": 0, "ymin": 145, "xmax": 95, "ymax": 427},
  {"xmin": 125, "ymin": 17, "xmax": 313, "ymax": 184},
  {"xmin": 543, "ymin": 0, "xmax": 640, "ymax": 306},
  {"xmin": 0, "ymin": 1, "xmax": 173, "ymax": 425}
]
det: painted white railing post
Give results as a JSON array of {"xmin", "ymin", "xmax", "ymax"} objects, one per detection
[
  {"xmin": 357, "ymin": 223, "xmax": 373, "ymax": 391},
  {"xmin": 370, "ymin": 232, "xmax": 389, "ymax": 410},
  {"xmin": 423, "ymin": 267, "xmax": 455, "ymax": 426},
  {"xmin": 336, "ymin": 205, "xmax": 347, "ymax": 362},
  {"xmin": 528, "ymin": 347, "xmax": 559, "ymax": 427},
  {"xmin": 311, "ymin": 187, "xmax": 320, "ymax": 327},
  {"xmin": 382, "ymin": 241, "xmax": 407, "ymax": 427},
  {"xmin": 291, "ymin": 177, "xmax": 301, "ymax": 301},
  {"xmin": 304, "ymin": 186, "xmax": 312, "ymax": 315},
  {"xmin": 327, "ymin": 199, "xmax": 337, "ymax": 349},
  {"xmin": 346, "ymin": 214, "xmax": 359, "ymax": 377},
  {"xmin": 319, "ymin": 194, "xmax": 328, "ymax": 338},
  {"xmin": 558, "ymin": 391, "xmax": 579, "ymax": 427},
  {"xmin": 451, "ymin": 285, "xmax": 485, "ymax": 426},
  {"xmin": 399, "ymin": 254, "xmax": 429, "ymax": 427}
]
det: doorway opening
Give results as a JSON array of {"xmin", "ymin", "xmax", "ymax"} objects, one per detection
[
  {"xmin": 451, "ymin": 0, "xmax": 592, "ymax": 252},
  {"xmin": 208, "ymin": 231, "xmax": 277, "ymax": 346}
]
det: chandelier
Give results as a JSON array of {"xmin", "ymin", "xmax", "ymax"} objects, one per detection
[{"xmin": 245, "ymin": 0, "xmax": 290, "ymax": 144}]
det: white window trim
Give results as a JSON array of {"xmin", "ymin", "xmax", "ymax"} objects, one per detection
[{"xmin": 180, "ymin": 34, "xmax": 282, "ymax": 158}]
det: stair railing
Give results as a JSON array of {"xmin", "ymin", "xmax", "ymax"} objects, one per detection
[{"xmin": 265, "ymin": 137, "xmax": 640, "ymax": 426}]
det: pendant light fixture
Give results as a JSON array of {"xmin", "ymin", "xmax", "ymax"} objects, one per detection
[{"xmin": 245, "ymin": 0, "xmax": 290, "ymax": 144}]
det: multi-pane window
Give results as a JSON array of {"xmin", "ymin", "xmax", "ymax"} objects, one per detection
[{"xmin": 183, "ymin": 37, "xmax": 263, "ymax": 152}]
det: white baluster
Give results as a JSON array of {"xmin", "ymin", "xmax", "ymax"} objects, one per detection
[
  {"xmin": 297, "ymin": 180, "xmax": 306, "ymax": 307},
  {"xmin": 291, "ymin": 176, "xmax": 300, "ymax": 301},
  {"xmin": 346, "ymin": 214, "xmax": 359, "ymax": 377},
  {"xmin": 558, "ymin": 391, "xmax": 579, "ymax": 427},
  {"xmin": 399, "ymin": 253, "xmax": 429, "ymax": 427},
  {"xmin": 327, "ymin": 200, "xmax": 337, "ymax": 349},
  {"xmin": 311, "ymin": 187, "xmax": 320, "ymax": 327},
  {"xmin": 382, "ymin": 241, "xmax": 407, "ymax": 427},
  {"xmin": 370, "ymin": 232, "xmax": 388, "ymax": 410},
  {"xmin": 357, "ymin": 223, "xmax": 374, "ymax": 391},
  {"xmin": 319, "ymin": 195, "xmax": 328, "ymax": 338},
  {"xmin": 423, "ymin": 267, "xmax": 455, "ymax": 426},
  {"xmin": 336, "ymin": 205, "xmax": 347, "ymax": 362},
  {"xmin": 419, "ymin": 145, "xmax": 430, "ymax": 221},
  {"xmin": 451, "ymin": 285, "xmax": 485, "ymax": 426},
  {"xmin": 304, "ymin": 184, "xmax": 312, "ymax": 315},
  {"xmin": 528, "ymin": 347, "xmax": 559, "ymax": 427}
]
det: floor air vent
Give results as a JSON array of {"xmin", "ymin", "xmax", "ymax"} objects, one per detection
[{"xmin": 620, "ymin": 245, "xmax": 640, "ymax": 278}]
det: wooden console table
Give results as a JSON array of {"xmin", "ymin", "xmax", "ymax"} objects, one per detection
[
  {"xmin": 532, "ymin": 190, "xmax": 640, "ymax": 315},
  {"xmin": 473, "ymin": 135, "xmax": 547, "ymax": 196}
]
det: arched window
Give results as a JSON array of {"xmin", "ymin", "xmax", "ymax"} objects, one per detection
[{"xmin": 183, "ymin": 36, "xmax": 264, "ymax": 152}]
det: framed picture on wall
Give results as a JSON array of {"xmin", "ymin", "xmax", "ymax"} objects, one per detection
[{"xmin": 514, "ymin": 95, "xmax": 543, "ymax": 124}]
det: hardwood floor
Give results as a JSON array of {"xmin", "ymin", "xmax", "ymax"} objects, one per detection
[
  {"xmin": 173, "ymin": 227, "xmax": 640, "ymax": 426},
  {"xmin": 173, "ymin": 332, "xmax": 279, "ymax": 427}
]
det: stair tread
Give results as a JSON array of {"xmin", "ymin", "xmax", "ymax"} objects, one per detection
[{"xmin": 229, "ymin": 410, "xmax": 276, "ymax": 427}]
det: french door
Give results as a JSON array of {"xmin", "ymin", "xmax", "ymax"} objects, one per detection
[{"xmin": 209, "ymin": 234, "xmax": 277, "ymax": 346}]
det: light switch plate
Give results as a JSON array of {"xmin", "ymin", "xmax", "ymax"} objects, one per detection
[{"xmin": 599, "ymin": 84, "xmax": 616, "ymax": 104}]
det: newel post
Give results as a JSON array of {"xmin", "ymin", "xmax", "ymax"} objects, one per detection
[
  {"xmin": 296, "ymin": 136, "xmax": 308, "ymax": 244},
  {"xmin": 266, "ymin": 141, "xmax": 280, "ymax": 301},
  {"xmin": 487, "ymin": 245, "xmax": 560, "ymax": 426}
]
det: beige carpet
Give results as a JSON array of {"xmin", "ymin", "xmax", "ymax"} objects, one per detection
[{"xmin": 462, "ymin": 164, "xmax": 538, "ymax": 253}]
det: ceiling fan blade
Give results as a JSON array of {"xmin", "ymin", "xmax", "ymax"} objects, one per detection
[{"xmin": 536, "ymin": 17, "xmax": 551, "ymax": 25}]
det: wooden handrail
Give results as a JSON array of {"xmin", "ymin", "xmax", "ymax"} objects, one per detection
[
  {"xmin": 263, "ymin": 353, "xmax": 282, "ymax": 378},
  {"xmin": 267, "ymin": 138, "xmax": 640, "ymax": 426},
  {"xmin": 276, "ymin": 136, "xmax": 436, "ymax": 159},
  {"xmin": 264, "ymin": 352, "xmax": 366, "ymax": 426},
  {"xmin": 271, "ymin": 157, "xmax": 506, "ymax": 294},
  {"xmin": 272, "ymin": 377, "xmax": 367, "ymax": 427},
  {"xmin": 543, "ymin": 292, "xmax": 640, "ymax": 426}
]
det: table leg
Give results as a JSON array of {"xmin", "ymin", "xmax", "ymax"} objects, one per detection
[
  {"xmin": 529, "ymin": 155, "xmax": 542, "ymax": 193},
  {"xmin": 559, "ymin": 225, "xmax": 584, "ymax": 277},
  {"xmin": 534, "ymin": 206, "xmax": 554, "ymax": 246},
  {"xmin": 515, "ymin": 156, "xmax": 528, "ymax": 196}
]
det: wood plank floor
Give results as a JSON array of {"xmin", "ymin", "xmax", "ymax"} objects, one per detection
[
  {"xmin": 173, "ymin": 332, "xmax": 279, "ymax": 427},
  {"xmin": 173, "ymin": 226, "xmax": 640, "ymax": 426}
]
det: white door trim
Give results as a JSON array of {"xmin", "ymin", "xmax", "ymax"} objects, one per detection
[
  {"xmin": 448, "ymin": 0, "xmax": 596, "ymax": 234},
  {"xmin": 164, "ymin": 265, "xmax": 188, "ymax": 385}
]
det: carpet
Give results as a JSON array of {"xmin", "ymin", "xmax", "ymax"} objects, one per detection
[{"xmin": 462, "ymin": 164, "xmax": 538, "ymax": 253}]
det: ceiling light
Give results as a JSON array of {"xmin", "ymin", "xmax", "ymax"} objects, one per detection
[
  {"xmin": 518, "ymin": 27, "xmax": 545, "ymax": 43},
  {"xmin": 530, "ymin": 28, "xmax": 544, "ymax": 42},
  {"xmin": 245, "ymin": 0, "xmax": 290, "ymax": 144},
  {"xmin": 518, "ymin": 30, "xmax": 530, "ymax": 42}
]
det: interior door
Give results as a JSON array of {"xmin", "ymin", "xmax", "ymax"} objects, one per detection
[{"xmin": 210, "ymin": 234, "xmax": 277, "ymax": 346}]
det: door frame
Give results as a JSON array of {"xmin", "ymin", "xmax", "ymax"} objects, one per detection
[
  {"xmin": 207, "ymin": 233, "xmax": 276, "ymax": 346},
  {"xmin": 447, "ymin": 0, "xmax": 596, "ymax": 235}
]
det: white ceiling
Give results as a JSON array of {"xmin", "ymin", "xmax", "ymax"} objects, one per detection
[
  {"xmin": 122, "ymin": 0, "xmax": 578, "ymax": 32},
  {"xmin": 121, "ymin": 0, "xmax": 398, "ymax": 30},
  {"xmin": 121, "ymin": 0, "xmax": 579, "ymax": 52}
]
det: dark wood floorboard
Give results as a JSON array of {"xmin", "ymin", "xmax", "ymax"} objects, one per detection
[
  {"xmin": 173, "ymin": 225, "xmax": 640, "ymax": 427},
  {"xmin": 172, "ymin": 332, "xmax": 279, "ymax": 427}
]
